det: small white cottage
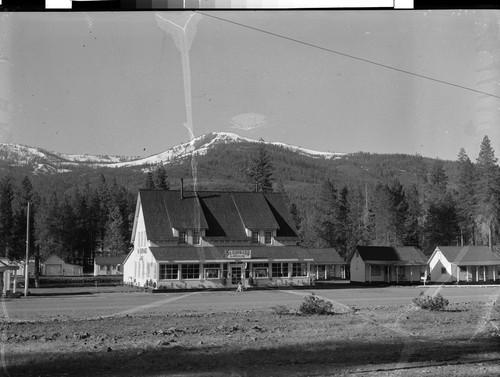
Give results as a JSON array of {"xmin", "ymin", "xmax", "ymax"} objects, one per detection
[
  {"xmin": 94, "ymin": 256, "xmax": 125, "ymax": 276},
  {"xmin": 428, "ymin": 246, "xmax": 500, "ymax": 283},
  {"xmin": 347, "ymin": 246, "xmax": 428, "ymax": 284}
]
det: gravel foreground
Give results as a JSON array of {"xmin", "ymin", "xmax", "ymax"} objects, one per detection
[{"xmin": 1, "ymin": 293, "xmax": 499, "ymax": 377}]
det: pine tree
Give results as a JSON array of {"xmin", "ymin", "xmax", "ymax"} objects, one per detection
[
  {"xmin": 104, "ymin": 206, "xmax": 129, "ymax": 256},
  {"xmin": 145, "ymin": 172, "xmax": 155, "ymax": 189},
  {"xmin": 154, "ymin": 164, "xmax": 169, "ymax": 190},
  {"xmin": 456, "ymin": 148, "xmax": 476, "ymax": 245},
  {"xmin": 475, "ymin": 135, "xmax": 500, "ymax": 248},
  {"xmin": 0, "ymin": 176, "xmax": 15, "ymax": 259},
  {"xmin": 336, "ymin": 186, "xmax": 350, "ymax": 259},
  {"xmin": 247, "ymin": 139, "xmax": 274, "ymax": 192},
  {"xmin": 313, "ymin": 180, "xmax": 340, "ymax": 248}
]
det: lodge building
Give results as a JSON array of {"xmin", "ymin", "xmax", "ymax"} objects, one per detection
[{"xmin": 123, "ymin": 189, "xmax": 346, "ymax": 289}]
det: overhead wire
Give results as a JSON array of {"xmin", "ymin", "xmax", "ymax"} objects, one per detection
[{"xmin": 197, "ymin": 11, "xmax": 500, "ymax": 100}]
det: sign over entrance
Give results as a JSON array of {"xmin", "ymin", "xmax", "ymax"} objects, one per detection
[{"xmin": 225, "ymin": 250, "xmax": 251, "ymax": 259}]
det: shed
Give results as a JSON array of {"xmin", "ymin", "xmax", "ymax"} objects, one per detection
[{"xmin": 43, "ymin": 254, "xmax": 83, "ymax": 276}]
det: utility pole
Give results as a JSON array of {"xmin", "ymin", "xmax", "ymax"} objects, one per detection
[{"xmin": 24, "ymin": 201, "xmax": 29, "ymax": 297}]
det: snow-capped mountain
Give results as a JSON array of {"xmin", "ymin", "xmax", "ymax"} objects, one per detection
[
  {"xmin": 0, "ymin": 132, "xmax": 344, "ymax": 173},
  {"xmin": 104, "ymin": 132, "xmax": 344, "ymax": 168}
]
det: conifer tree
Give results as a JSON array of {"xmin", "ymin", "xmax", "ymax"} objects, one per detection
[
  {"xmin": 0, "ymin": 176, "xmax": 15, "ymax": 259},
  {"xmin": 145, "ymin": 172, "xmax": 155, "ymax": 189},
  {"xmin": 456, "ymin": 148, "xmax": 476, "ymax": 245},
  {"xmin": 247, "ymin": 139, "xmax": 274, "ymax": 192},
  {"xmin": 154, "ymin": 164, "xmax": 169, "ymax": 190},
  {"xmin": 474, "ymin": 135, "xmax": 500, "ymax": 248}
]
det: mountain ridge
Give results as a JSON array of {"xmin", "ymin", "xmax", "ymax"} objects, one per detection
[{"xmin": 0, "ymin": 132, "xmax": 345, "ymax": 173}]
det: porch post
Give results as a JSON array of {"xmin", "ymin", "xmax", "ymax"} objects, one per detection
[
  {"xmin": 466, "ymin": 266, "xmax": 469, "ymax": 282},
  {"xmin": 369, "ymin": 264, "xmax": 372, "ymax": 283},
  {"xmin": 410, "ymin": 266, "xmax": 413, "ymax": 282},
  {"xmin": 476, "ymin": 267, "xmax": 479, "ymax": 282},
  {"xmin": 483, "ymin": 266, "xmax": 486, "ymax": 282},
  {"xmin": 456, "ymin": 265, "xmax": 459, "ymax": 283},
  {"xmin": 494, "ymin": 267, "xmax": 496, "ymax": 282},
  {"xmin": 396, "ymin": 267, "xmax": 399, "ymax": 284},
  {"xmin": 12, "ymin": 273, "xmax": 17, "ymax": 293}
]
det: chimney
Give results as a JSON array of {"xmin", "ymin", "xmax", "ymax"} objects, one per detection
[{"xmin": 180, "ymin": 178, "xmax": 184, "ymax": 199}]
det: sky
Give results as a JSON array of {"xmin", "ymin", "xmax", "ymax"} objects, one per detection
[{"xmin": 1, "ymin": 10, "xmax": 500, "ymax": 161}]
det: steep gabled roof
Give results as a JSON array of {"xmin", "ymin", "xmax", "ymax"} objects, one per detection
[
  {"xmin": 434, "ymin": 246, "xmax": 500, "ymax": 266},
  {"xmin": 136, "ymin": 190, "xmax": 299, "ymax": 243},
  {"xmin": 231, "ymin": 192, "xmax": 278, "ymax": 230},
  {"xmin": 263, "ymin": 193, "xmax": 299, "ymax": 238},
  {"xmin": 349, "ymin": 246, "xmax": 427, "ymax": 265}
]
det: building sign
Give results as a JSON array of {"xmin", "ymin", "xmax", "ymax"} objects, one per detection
[
  {"xmin": 225, "ymin": 250, "xmax": 251, "ymax": 259},
  {"xmin": 137, "ymin": 247, "xmax": 148, "ymax": 254}
]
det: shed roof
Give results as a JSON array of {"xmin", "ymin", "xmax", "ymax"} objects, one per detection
[
  {"xmin": 350, "ymin": 246, "xmax": 427, "ymax": 265},
  {"xmin": 434, "ymin": 246, "xmax": 500, "ymax": 266},
  {"xmin": 94, "ymin": 256, "xmax": 126, "ymax": 265}
]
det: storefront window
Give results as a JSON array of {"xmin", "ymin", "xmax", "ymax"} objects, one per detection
[
  {"xmin": 291, "ymin": 263, "xmax": 307, "ymax": 277},
  {"xmin": 253, "ymin": 263, "xmax": 268, "ymax": 278},
  {"xmin": 203, "ymin": 263, "xmax": 220, "ymax": 279},
  {"xmin": 159, "ymin": 264, "xmax": 178, "ymax": 280},
  {"xmin": 181, "ymin": 264, "xmax": 200, "ymax": 279},
  {"xmin": 272, "ymin": 263, "xmax": 288, "ymax": 277}
]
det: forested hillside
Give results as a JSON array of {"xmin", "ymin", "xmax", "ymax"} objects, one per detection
[{"xmin": 0, "ymin": 135, "xmax": 497, "ymax": 274}]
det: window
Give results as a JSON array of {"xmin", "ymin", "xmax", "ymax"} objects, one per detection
[
  {"xmin": 181, "ymin": 264, "xmax": 200, "ymax": 279},
  {"xmin": 251, "ymin": 230, "xmax": 259, "ymax": 244},
  {"xmin": 204, "ymin": 263, "xmax": 220, "ymax": 279},
  {"xmin": 459, "ymin": 266, "xmax": 467, "ymax": 272},
  {"xmin": 179, "ymin": 231, "xmax": 187, "ymax": 244},
  {"xmin": 292, "ymin": 263, "xmax": 307, "ymax": 277},
  {"xmin": 272, "ymin": 263, "xmax": 289, "ymax": 278},
  {"xmin": 370, "ymin": 265, "xmax": 381, "ymax": 276},
  {"xmin": 265, "ymin": 231, "xmax": 272, "ymax": 244},
  {"xmin": 160, "ymin": 264, "xmax": 178, "ymax": 280},
  {"xmin": 253, "ymin": 263, "xmax": 268, "ymax": 278},
  {"xmin": 192, "ymin": 231, "xmax": 201, "ymax": 245},
  {"xmin": 441, "ymin": 267, "xmax": 447, "ymax": 274}
]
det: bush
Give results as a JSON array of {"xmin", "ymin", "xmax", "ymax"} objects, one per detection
[
  {"xmin": 270, "ymin": 305, "xmax": 290, "ymax": 315},
  {"xmin": 299, "ymin": 293, "xmax": 333, "ymax": 315},
  {"xmin": 412, "ymin": 291, "xmax": 449, "ymax": 311}
]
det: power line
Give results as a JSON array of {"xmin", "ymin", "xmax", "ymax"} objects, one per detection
[{"xmin": 197, "ymin": 11, "xmax": 500, "ymax": 100}]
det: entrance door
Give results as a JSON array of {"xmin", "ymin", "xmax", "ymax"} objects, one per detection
[{"xmin": 230, "ymin": 265, "xmax": 243, "ymax": 286}]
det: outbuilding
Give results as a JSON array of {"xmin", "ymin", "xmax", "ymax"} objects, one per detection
[
  {"xmin": 43, "ymin": 254, "xmax": 83, "ymax": 276},
  {"xmin": 428, "ymin": 246, "xmax": 500, "ymax": 283},
  {"xmin": 94, "ymin": 256, "xmax": 125, "ymax": 276},
  {"xmin": 347, "ymin": 246, "xmax": 427, "ymax": 284},
  {"xmin": 0, "ymin": 260, "xmax": 19, "ymax": 296},
  {"xmin": 124, "ymin": 189, "xmax": 347, "ymax": 289}
]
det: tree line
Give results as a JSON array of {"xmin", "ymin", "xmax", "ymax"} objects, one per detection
[
  {"xmin": 0, "ymin": 174, "xmax": 135, "ymax": 277},
  {"xmin": 294, "ymin": 136, "xmax": 500, "ymax": 258}
]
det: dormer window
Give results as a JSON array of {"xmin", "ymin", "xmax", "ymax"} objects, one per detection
[
  {"xmin": 179, "ymin": 231, "xmax": 187, "ymax": 244},
  {"xmin": 265, "ymin": 231, "xmax": 272, "ymax": 244},
  {"xmin": 192, "ymin": 231, "xmax": 200, "ymax": 245},
  {"xmin": 251, "ymin": 230, "xmax": 259, "ymax": 244}
]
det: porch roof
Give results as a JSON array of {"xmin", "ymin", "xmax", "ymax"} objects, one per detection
[{"xmin": 149, "ymin": 246, "xmax": 342, "ymax": 263}]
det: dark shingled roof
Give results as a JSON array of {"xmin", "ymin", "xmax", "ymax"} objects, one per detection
[
  {"xmin": 149, "ymin": 246, "xmax": 343, "ymax": 263},
  {"xmin": 435, "ymin": 246, "xmax": 500, "ymax": 266},
  {"xmin": 350, "ymin": 246, "xmax": 427, "ymax": 265},
  {"xmin": 138, "ymin": 190, "xmax": 299, "ymax": 242},
  {"xmin": 94, "ymin": 256, "xmax": 126, "ymax": 265}
]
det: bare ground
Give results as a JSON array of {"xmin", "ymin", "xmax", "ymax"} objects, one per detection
[{"xmin": 1, "ymin": 295, "xmax": 500, "ymax": 376}]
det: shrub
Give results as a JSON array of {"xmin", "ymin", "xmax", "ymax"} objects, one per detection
[
  {"xmin": 299, "ymin": 294, "xmax": 333, "ymax": 315},
  {"xmin": 270, "ymin": 305, "xmax": 290, "ymax": 315},
  {"xmin": 412, "ymin": 291, "xmax": 449, "ymax": 311}
]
